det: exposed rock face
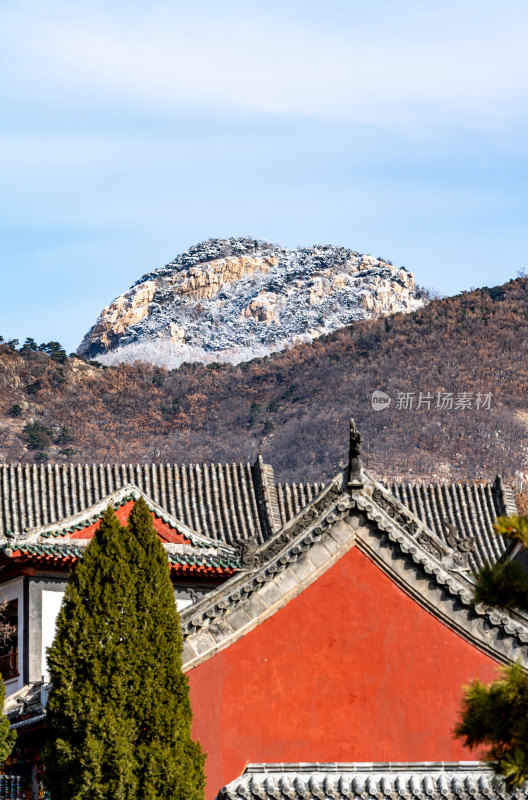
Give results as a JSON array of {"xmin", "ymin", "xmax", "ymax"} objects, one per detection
[
  {"xmin": 84, "ymin": 280, "xmax": 158, "ymax": 352},
  {"xmin": 78, "ymin": 238, "xmax": 424, "ymax": 367}
]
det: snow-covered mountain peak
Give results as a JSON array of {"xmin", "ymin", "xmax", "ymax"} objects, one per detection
[{"xmin": 78, "ymin": 237, "xmax": 424, "ymax": 367}]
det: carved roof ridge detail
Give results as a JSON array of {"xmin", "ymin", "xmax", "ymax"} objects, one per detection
[
  {"xmin": 180, "ymin": 470, "xmax": 528, "ymax": 671},
  {"xmin": 241, "ymin": 762, "xmax": 488, "ymax": 774},
  {"xmin": 354, "ymin": 475, "xmax": 528, "ymax": 661},
  {"xmin": 381, "ymin": 476, "xmax": 512, "ymax": 570},
  {"xmin": 494, "ymin": 474, "xmax": 519, "ymax": 517},
  {"xmin": 251, "ymin": 456, "xmax": 282, "ymax": 538},
  {"xmin": 180, "ymin": 476, "xmax": 350, "ymax": 668},
  {"xmin": 217, "ymin": 762, "xmax": 515, "ymax": 800}
]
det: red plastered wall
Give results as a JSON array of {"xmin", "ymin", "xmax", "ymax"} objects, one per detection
[{"xmin": 188, "ymin": 546, "xmax": 500, "ymax": 800}]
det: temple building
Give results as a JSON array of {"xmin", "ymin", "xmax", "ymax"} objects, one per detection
[{"xmin": 0, "ymin": 423, "xmax": 525, "ymax": 799}]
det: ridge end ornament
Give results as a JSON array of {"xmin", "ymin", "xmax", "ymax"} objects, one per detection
[
  {"xmin": 236, "ymin": 537, "xmax": 262, "ymax": 570},
  {"xmin": 347, "ymin": 418, "xmax": 364, "ymax": 490},
  {"xmin": 443, "ymin": 516, "xmax": 475, "ymax": 571}
]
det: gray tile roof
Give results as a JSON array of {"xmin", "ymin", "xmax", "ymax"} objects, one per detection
[
  {"xmin": 216, "ymin": 763, "xmax": 515, "ymax": 800},
  {"xmin": 10, "ymin": 714, "xmax": 46, "ymax": 731},
  {"xmin": 0, "ymin": 461, "xmax": 276, "ymax": 546},
  {"xmin": 278, "ymin": 477, "xmax": 516, "ymax": 571},
  {"xmin": 0, "ymin": 463, "xmax": 516, "ymax": 570},
  {"xmin": 276, "ymin": 481, "xmax": 326, "ymax": 522},
  {"xmin": 384, "ymin": 478, "xmax": 515, "ymax": 571}
]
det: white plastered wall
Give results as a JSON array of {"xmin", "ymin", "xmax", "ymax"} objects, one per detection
[{"xmin": 41, "ymin": 590, "xmax": 64, "ymax": 682}]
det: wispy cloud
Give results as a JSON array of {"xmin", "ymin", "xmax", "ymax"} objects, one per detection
[{"xmin": 2, "ymin": 0, "xmax": 528, "ymax": 131}]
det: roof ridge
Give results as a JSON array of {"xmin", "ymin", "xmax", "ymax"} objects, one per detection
[
  {"xmin": 10, "ymin": 484, "xmax": 228, "ymax": 552},
  {"xmin": 179, "ymin": 470, "xmax": 528, "ymax": 671},
  {"xmin": 494, "ymin": 475, "xmax": 518, "ymax": 517},
  {"xmin": 2, "ymin": 539, "xmax": 240, "ymax": 574},
  {"xmin": 0, "ymin": 461, "xmax": 271, "ymax": 468},
  {"xmin": 218, "ymin": 762, "xmax": 507, "ymax": 800},
  {"xmin": 241, "ymin": 762, "xmax": 488, "ymax": 774},
  {"xmin": 252, "ymin": 455, "xmax": 280, "ymax": 540}
]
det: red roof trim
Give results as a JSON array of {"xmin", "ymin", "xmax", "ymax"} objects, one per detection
[{"xmin": 8, "ymin": 550, "xmax": 237, "ymax": 576}]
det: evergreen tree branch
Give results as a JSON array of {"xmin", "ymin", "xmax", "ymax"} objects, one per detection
[
  {"xmin": 473, "ymin": 560, "xmax": 528, "ymax": 612},
  {"xmin": 455, "ymin": 663, "xmax": 528, "ymax": 788},
  {"xmin": 493, "ymin": 515, "xmax": 528, "ymax": 550},
  {"xmin": 456, "ymin": 513, "xmax": 528, "ymax": 787}
]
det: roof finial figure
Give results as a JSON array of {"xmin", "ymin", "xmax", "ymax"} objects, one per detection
[
  {"xmin": 443, "ymin": 517, "xmax": 475, "ymax": 570},
  {"xmin": 348, "ymin": 418, "xmax": 364, "ymax": 489}
]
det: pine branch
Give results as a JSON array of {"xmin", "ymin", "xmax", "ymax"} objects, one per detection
[
  {"xmin": 473, "ymin": 560, "xmax": 528, "ymax": 612},
  {"xmin": 493, "ymin": 515, "xmax": 528, "ymax": 549},
  {"xmin": 455, "ymin": 664, "xmax": 528, "ymax": 787}
]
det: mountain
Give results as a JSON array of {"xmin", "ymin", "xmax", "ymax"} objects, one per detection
[
  {"xmin": 2, "ymin": 278, "xmax": 528, "ymax": 492},
  {"xmin": 77, "ymin": 237, "xmax": 424, "ymax": 366}
]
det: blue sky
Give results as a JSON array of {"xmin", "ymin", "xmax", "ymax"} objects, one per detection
[{"xmin": 1, "ymin": 0, "xmax": 527, "ymax": 352}]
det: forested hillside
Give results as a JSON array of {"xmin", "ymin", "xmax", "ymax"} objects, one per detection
[{"xmin": 1, "ymin": 278, "xmax": 527, "ymax": 487}]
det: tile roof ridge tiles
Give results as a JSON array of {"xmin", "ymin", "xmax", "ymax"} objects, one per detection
[
  {"xmin": 494, "ymin": 474, "xmax": 519, "ymax": 517},
  {"xmin": 217, "ymin": 762, "xmax": 507, "ymax": 800},
  {"xmin": 252, "ymin": 455, "xmax": 281, "ymax": 540},
  {"xmin": 365, "ymin": 472, "xmax": 451, "ymax": 555},
  {"xmin": 0, "ymin": 461, "xmax": 266, "ymax": 467},
  {"xmin": 240, "ymin": 761, "xmax": 487, "ymax": 774},
  {"xmin": 380, "ymin": 477, "xmax": 511, "ymax": 572}
]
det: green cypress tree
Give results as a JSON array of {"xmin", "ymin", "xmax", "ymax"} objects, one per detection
[
  {"xmin": 127, "ymin": 498, "xmax": 205, "ymax": 800},
  {"xmin": 43, "ymin": 500, "xmax": 205, "ymax": 800},
  {"xmin": 0, "ymin": 673, "xmax": 16, "ymax": 762},
  {"xmin": 455, "ymin": 514, "xmax": 528, "ymax": 787}
]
